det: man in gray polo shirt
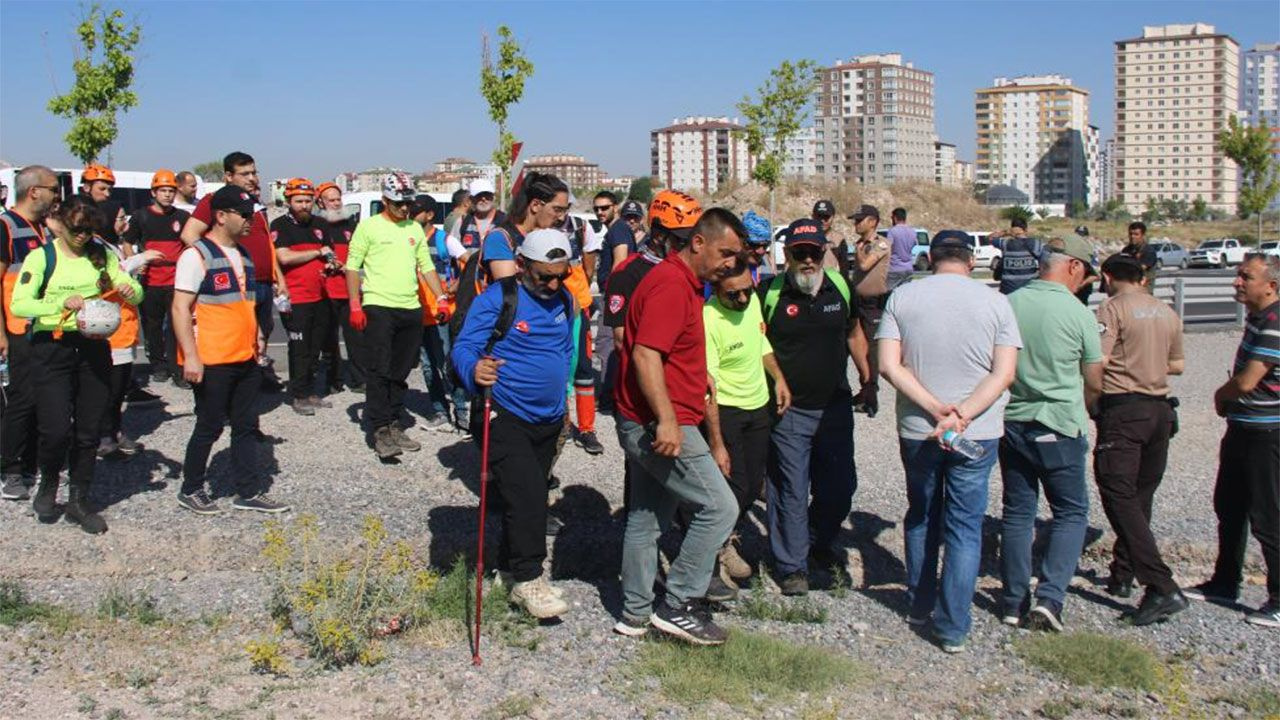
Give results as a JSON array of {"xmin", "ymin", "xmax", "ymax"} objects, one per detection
[{"xmin": 877, "ymin": 230, "xmax": 1022, "ymax": 653}]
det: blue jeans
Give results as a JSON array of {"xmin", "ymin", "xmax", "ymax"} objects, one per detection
[
  {"xmin": 999, "ymin": 421, "xmax": 1090, "ymax": 615},
  {"xmin": 900, "ymin": 437, "xmax": 999, "ymax": 643},
  {"xmin": 419, "ymin": 325, "xmax": 466, "ymax": 419},
  {"xmin": 617, "ymin": 419, "xmax": 737, "ymax": 619},
  {"xmin": 767, "ymin": 396, "xmax": 856, "ymax": 576}
]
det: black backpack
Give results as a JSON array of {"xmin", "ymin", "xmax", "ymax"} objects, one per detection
[{"xmin": 451, "ymin": 275, "xmax": 574, "ymax": 390}]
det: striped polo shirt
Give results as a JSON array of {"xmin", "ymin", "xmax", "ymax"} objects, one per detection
[{"xmin": 1226, "ymin": 300, "xmax": 1280, "ymax": 429}]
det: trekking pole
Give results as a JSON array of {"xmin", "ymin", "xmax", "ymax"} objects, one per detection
[{"xmin": 472, "ymin": 385, "xmax": 494, "ymax": 666}]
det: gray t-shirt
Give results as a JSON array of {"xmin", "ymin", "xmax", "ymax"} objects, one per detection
[{"xmin": 876, "ymin": 273, "xmax": 1023, "ymax": 440}]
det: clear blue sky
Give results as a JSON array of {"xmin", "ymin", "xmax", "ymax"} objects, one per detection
[{"xmin": 1, "ymin": 0, "xmax": 1275, "ymax": 182}]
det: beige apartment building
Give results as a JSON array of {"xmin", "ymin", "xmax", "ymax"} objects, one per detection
[
  {"xmin": 650, "ymin": 116, "xmax": 754, "ymax": 194},
  {"xmin": 975, "ymin": 75, "xmax": 1092, "ymax": 207},
  {"xmin": 1114, "ymin": 23, "xmax": 1239, "ymax": 214},
  {"xmin": 813, "ymin": 53, "xmax": 936, "ymax": 184},
  {"xmin": 522, "ymin": 154, "xmax": 603, "ymax": 190}
]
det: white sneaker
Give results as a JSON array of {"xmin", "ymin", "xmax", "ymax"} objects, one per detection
[{"xmin": 509, "ymin": 576, "xmax": 569, "ymax": 619}]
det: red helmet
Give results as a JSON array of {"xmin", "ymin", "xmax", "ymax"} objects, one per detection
[{"xmin": 83, "ymin": 164, "xmax": 116, "ymax": 185}]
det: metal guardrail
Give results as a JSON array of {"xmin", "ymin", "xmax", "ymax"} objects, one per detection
[{"xmin": 978, "ymin": 275, "xmax": 1243, "ymax": 326}]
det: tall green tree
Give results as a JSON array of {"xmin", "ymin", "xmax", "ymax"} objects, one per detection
[
  {"xmin": 626, "ymin": 176, "xmax": 654, "ymax": 205},
  {"xmin": 192, "ymin": 160, "xmax": 222, "ymax": 182},
  {"xmin": 46, "ymin": 3, "xmax": 141, "ymax": 164},
  {"xmin": 736, "ymin": 60, "xmax": 819, "ymax": 220},
  {"xmin": 479, "ymin": 26, "xmax": 534, "ymax": 205},
  {"xmin": 1218, "ymin": 115, "xmax": 1280, "ymax": 239}
]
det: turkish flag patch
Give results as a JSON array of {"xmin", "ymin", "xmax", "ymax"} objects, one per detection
[
  {"xmin": 27, "ymin": 239, "xmax": 38, "ymax": 250},
  {"xmin": 515, "ymin": 320, "xmax": 530, "ymax": 334},
  {"xmin": 785, "ymin": 304, "xmax": 799, "ymax": 318},
  {"xmin": 313, "ymin": 229, "xmax": 324, "ymax": 240},
  {"xmin": 172, "ymin": 220, "xmax": 181, "ymax": 233},
  {"xmin": 213, "ymin": 271, "xmax": 231, "ymax": 291},
  {"xmin": 608, "ymin": 294, "xmax": 624, "ymax": 314}
]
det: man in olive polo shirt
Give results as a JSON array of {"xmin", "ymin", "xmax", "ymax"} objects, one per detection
[{"xmin": 999, "ymin": 236, "xmax": 1103, "ymax": 632}]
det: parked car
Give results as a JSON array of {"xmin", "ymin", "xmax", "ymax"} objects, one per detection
[
  {"xmin": 912, "ymin": 230, "xmax": 1003, "ymax": 272},
  {"xmin": 1258, "ymin": 241, "xmax": 1280, "ymax": 258},
  {"xmin": 1187, "ymin": 238, "xmax": 1249, "ymax": 268},
  {"xmin": 1152, "ymin": 241, "xmax": 1189, "ymax": 270}
]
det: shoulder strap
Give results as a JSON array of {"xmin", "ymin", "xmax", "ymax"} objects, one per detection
[
  {"xmin": 824, "ymin": 268, "xmax": 851, "ymax": 311},
  {"xmin": 762, "ymin": 274, "xmax": 786, "ymax": 322},
  {"xmin": 36, "ymin": 242, "xmax": 57, "ymax": 299},
  {"xmin": 483, "ymin": 276, "xmax": 521, "ymax": 355}
]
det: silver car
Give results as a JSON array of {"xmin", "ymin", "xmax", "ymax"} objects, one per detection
[{"xmin": 1153, "ymin": 241, "xmax": 1189, "ymax": 270}]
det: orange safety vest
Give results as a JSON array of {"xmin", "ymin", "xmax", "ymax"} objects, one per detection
[
  {"xmin": 177, "ymin": 238, "xmax": 258, "ymax": 365},
  {"xmin": 1, "ymin": 211, "xmax": 47, "ymax": 335}
]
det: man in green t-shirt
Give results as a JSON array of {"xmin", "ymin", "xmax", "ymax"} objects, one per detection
[
  {"xmin": 345, "ymin": 174, "xmax": 445, "ymax": 459},
  {"xmin": 702, "ymin": 261, "xmax": 791, "ymax": 594},
  {"xmin": 999, "ymin": 236, "xmax": 1103, "ymax": 633}
]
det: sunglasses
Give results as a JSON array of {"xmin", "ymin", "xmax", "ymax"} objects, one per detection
[
  {"xmin": 532, "ymin": 270, "xmax": 570, "ymax": 284},
  {"xmin": 69, "ymin": 225, "xmax": 96, "ymax": 237},
  {"xmin": 387, "ymin": 198, "xmax": 411, "ymax": 208},
  {"xmin": 721, "ymin": 288, "xmax": 753, "ymax": 301},
  {"xmin": 789, "ymin": 245, "xmax": 824, "ymax": 263},
  {"xmin": 473, "ymin": 193, "xmax": 495, "ymax": 202},
  {"xmin": 593, "ymin": 204, "xmax": 615, "ymax": 213}
]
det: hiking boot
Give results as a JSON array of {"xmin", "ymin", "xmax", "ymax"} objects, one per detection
[
  {"xmin": 613, "ymin": 614, "xmax": 650, "ymax": 637},
  {"xmin": 177, "ymin": 490, "xmax": 222, "ymax": 515},
  {"xmin": 779, "ymin": 572, "xmax": 809, "ymax": 597},
  {"xmin": 1182, "ymin": 581, "xmax": 1238, "ymax": 604},
  {"xmin": 290, "ymin": 398, "xmax": 315, "ymax": 416},
  {"xmin": 652, "ymin": 600, "xmax": 727, "ymax": 646},
  {"xmin": 509, "ymin": 576, "xmax": 569, "ymax": 619},
  {"xmin": 496, "ymin": 571, "xmax": 564, "ymax": 598},
  {"xmin": 115, "ymin": 433, "xmax": 140, "ymax": 455},
  {"xmin": 1027, "ymin": 602, "xmax": 1065, "ymax": 633},
  {"xmin": 576, "ymin": 431, "xmax": 604, "ymax": 455},
  {"xmin": 150, "ymin": 366, "xmax": 170, "ymax": 383},
  {"xmin": 32, "ymin": 474, "xmax": 59, "ymax": 521},
  {"xmin": 1245, "ymin": 601, "xmax": 1280, "ymax": 629},
  {"xmin": 1106, "ymin": 576, "xmax": 1135, "ymax": 599},
  {"xmin": 390, "ymin": 426, "xmax": 421, "ymax": 452},
  {"xmin": 232, "ymin": 493, "xmax": 291, "ymax": 514},
  {"xmin": 2, "ymin": 474, "xmax": 30, "ymax": 501},
  {"xmin": 307, "ymin": 395, "xmax": 333, "ymax": 409},
  {"xmin": 704, "ymin": 574, "xmax": 738, "ymax": 603},
  {"xmin": 126, "ymin": 387, "xmax": 163, "ymax": 407},
  {"xmin": 64, "ymin": 485, "xmax": 106, "ymax": 534},
  {"xmin": 373, "ymin": 427, "xmax": 402, "ymax": 459},
  {"xmin": 718, "ymin": 537, "xmax": 752, "ymax": 581},
  {"xmin": 1130, "ymin": 588, "xmax": 1189, "ymax": 627}
]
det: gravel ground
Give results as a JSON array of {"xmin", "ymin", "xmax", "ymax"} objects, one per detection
[{"xmin": 0, "ymin": 329, "xmax": 1275, "ymax": 719}]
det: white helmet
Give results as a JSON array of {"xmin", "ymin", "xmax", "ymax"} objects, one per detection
[{"xmin": 77, "ymin": 299, "xmax": 121, "ymax": 339}]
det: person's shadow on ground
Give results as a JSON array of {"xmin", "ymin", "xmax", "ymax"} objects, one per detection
[{"xmin": 549, "ymin": 484, "xmax": 623, "ymax": 616}]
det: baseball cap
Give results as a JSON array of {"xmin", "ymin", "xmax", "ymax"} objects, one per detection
[
  {"xmin": 1074, "ymin": 225, "xmax": 1090, "ymax": 237},
  {"xmin": 519, "ymin": 228, "xmax": 572, "ymax": 263},
  {"xmin": 409, "ymin": 194, "xmax": 439, "ymax": 218},
  {"xmin": 847, "ymin": 204, "xmax": 880, "ymax": 222},
  {"xmin": 1101, "ymin": 252, "xmax": 1143, "ymax": 275},
  {"xmin": 1047, "ymin": 236, "xmax": 1099, "ymax": 277},
  {"xmin": 468, "ymin": 178, "xmax": 496, "ymax": 197},
  {"xmin": 620, "ymin": 199, "xmax": 645, "ymax": 219},
  {"xmin": 930, "ymin": 229, "xmax": 974, "ymax": 251},
  {"xmin": 812, "ymin": 200, "xmax": 836, "ymax": 219},
  {"xmin": 210, "ymin": 185, "xmax": 256, "ymax": 216},
  {"xmin": 783, "ymin": 218, "xmax": 825, "ymax": 248},
  {"xmin": 381, "ymin": 174, "xmax": 415, "ymax": 203}
]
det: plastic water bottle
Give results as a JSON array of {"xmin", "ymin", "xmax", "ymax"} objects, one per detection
[
  {"xmin": 941, "ymin": 430, "xmax": 986, "ymax": 460},
  {"xmin": 0, "ymin": 356, "xmax": 8, "ymax": 387},
  {"xmin": 274, "ymin": 294, "xmax": 292, "ymax": 315}
]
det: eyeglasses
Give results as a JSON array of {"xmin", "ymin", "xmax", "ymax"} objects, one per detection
[
  {"xmin": 593, "ymin": 204, "xmax": 614, "ymax": 213},
  {"xmin": 789, "ymin": 245, "xmax": 824, "ymax": 263},
  {"xmin": 35, "ymin": 184, "xmax": 60, "ymax": 193}
]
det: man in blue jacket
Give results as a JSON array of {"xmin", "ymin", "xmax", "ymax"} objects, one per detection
[{"xmin": 451, "ymin": 228, "xmax": 576, "ymax": 621}]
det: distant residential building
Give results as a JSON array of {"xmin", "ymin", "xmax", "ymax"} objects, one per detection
[
  {"xmin": 1099, "ymin": 137, "xmax": 1117, "ymax": 204},
  {"xmin": 934, "ymin": 141, "xmax": 957, "ymax": 185},
  {"xmin": 1114, "ymin": 23, "xmax": 1240, "ymax": 213},
  {"xmin": 600, "ymin": 176, "xmax": 636, "ymax": 194},
  {"xmin": 813, "ymin": 53, "xmax": 936, "ymax": 184},
  {"xmin": 434, "ymin": 157, "xmax": 475, "ymax": 173},
  {"xmin": 651, "ymin": 116, "xmax": 754, "ymax": 194},
  {"xmin": 765, "ymin": 126, "xmax": 817, "ymax": 179},
  {"xmin": 1085, "ymin": 125, "xmax": 1102, "ymax": 207},
  {"xmin": 975, "ymin": 74, "xmax": 1091, "ymax": 207},
  {"xmin": 523, "ymin": 154, "xmax": 603, "ymax": 190},
  {"xmin": 336, "ymin": 168, "xmax": 406, "ymax": 194},
  {"xmin": 1243, "ymin": 43, "xmax": 1280, "ymax": 209},
  {"xmin": 954, "ymin": 160, "xmax": 974, "ymax": 184},
  {"xmin": 415, "ymin": 172, "xmax": 466, "ymax": 194}
]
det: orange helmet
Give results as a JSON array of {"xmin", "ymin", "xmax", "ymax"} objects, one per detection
[
  {"xmin": 151, "ymin": 169, "xmax": 178, "ymax": 189},
  {"xmin": 648, "ymin": 190, "xmax": 703, "ymax": 236},
  {"xmin": 314, "ymin": 181, "xmax": 341, "ymax": 199},
  {"xmin": 82, "ymin": 164, "xmax": 116, "ymax": 185},
  {"xmin": 284, "ymin": 177, "xmax": 316, "ymax": 198}
]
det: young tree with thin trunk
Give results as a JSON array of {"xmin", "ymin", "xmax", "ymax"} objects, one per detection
[
  {"xmin": 737, "ymin": 60, "xmax": 819, "ymax": 220},
  {"xmin": 1218, "ymin": 116, "xmax": 1280, "ymax": 240},
  {"xmin": 479, "ymin": 26, "xmax": 534, "ymax": 206}
]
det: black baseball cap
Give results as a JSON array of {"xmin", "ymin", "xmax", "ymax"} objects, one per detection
[
  {"xmin": 783, "ymin": 218, "xmax": 825, "ymax": 247},
  {"xmin": 930, "ymin": 230, "xmax": 973, "ymax": 251},
  {"xmin": 1101, "ymin": 252, "xmax": 1143, "ymax": 275},
  {"xmin": 210, "ymin": 185, "xmax": 255, "ymax": 216},
  {"xmin": 620, "ymin": 200, "xmax": 644, "ymax": 219},
  {"xmin": 847, "ymin": 204, "xmax": 880, "ymax": 222},
  {"xmin": 812, "ymin": 200, "xmax": 836, "ymax": 219}
]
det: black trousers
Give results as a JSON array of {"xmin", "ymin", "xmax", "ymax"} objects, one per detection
[
  {"xmin": 1, "ymin": 329, "xmax": 39, "ymax": 476},
  {"xmin": 1093, "ymin": 398, "xmax": 1177, "ymax": 593},
  {"xmin": 364, "ymin": 306, "xmax": 421, "ymax": 430},
  {"xmin": 471, "ymin": 401, "xmax": 562, "ymax": 581},
  {"xmin": 139, "ymin": 285, "xmax": 178, "ymax": 376},
  {"xmin": 719, "ymin": 404, "xmax": 773, "ymax": 523},
  {"xmin": 283, "ymin": 300, "xmax": 331, "ymax": 399},
  {"xmin": 102, "ymin": 362, "xmax": 133, "ymax": 439},
  {"xmin": 1210, "ymin": 424, "xmax": 1280, "ymax": 603},
  {"xmin": 325, "ymin": 297, "xmax": 367, "ymax": 388},
  {"xmin": 30, "ymin": 332, "xmax": 111, "ymax": 489},
  {"xmin": 181, "ymin": 360, "xmax": 262, "ymax": 497}
]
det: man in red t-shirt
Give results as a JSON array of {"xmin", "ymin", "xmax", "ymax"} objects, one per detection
[
  {"xmin": 271, "ymin": 178, "xmax": 333, "ymax": 414},
  {"xmin": 613, "ymin": 207, "xmax": 745, "ymax": 646},
  {"xmin": 314, "ymin": 181, "xmax": 366, "ymax": 393},
  {"xmin": 124, "ymin": 169, "xmax": 191, "ymax": 386},
  {"xmin": 181, "ymin": 151, "xmax": 287, "ymax": 391}
]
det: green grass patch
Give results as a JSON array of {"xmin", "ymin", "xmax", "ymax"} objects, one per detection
[
  {"xmin": 0, "ymin": 581, "xmax": 76, "ymax": 631},
  {"xmin": 1213, "ymin": 685, "xmax": 1280, "ymax": 717},
  {"xmin": 631, "ymin": 629, "xmax": 868, "ymax": 709},
  {"xmin": 1017, "ymin": 632, "xmax": 1160, "ymax": 691},
  {"xmin": 737, "ymin": 578, "xmax": 827, "ymax": 624},
  {"xmin": 98, "ymin": 585, "xmax": 164, "ymax": 625}
]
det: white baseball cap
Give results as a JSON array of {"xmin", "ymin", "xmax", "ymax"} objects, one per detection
[
  {"xmin": 468, "ymin": 178, "xmax": 496, "ymax": 197},
  {"xmin": 519, "ymin": 229, "xmax": 572, "ymax": 263}
]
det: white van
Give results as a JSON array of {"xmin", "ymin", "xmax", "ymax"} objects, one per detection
[
  {"xmin": 0, "ymin": 166, "xmax": 215, "ymax": 213},
  {"xmin": 342, "ymin": 191, "xmax": 455, "ymax": 227}
]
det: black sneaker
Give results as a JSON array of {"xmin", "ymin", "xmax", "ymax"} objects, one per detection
[
  {"xmin": 1106, "ymin": 576, "xmax": 1135, "ymax": 599},
  {"xmin": 545, "ymin": 514, "xmax": 564, "ymax": 537},
  {"xmin": 576, "ymin": 431, "xmax": 605, "ymax": 455},
  {"xmin": 115, "ymin": 433, "xmax": 141, "ymax": 456},
  {"xmin": 612, "ymin": 614, "xmax": 650, "ymax": 637},
  {"xmin": 1130, "ymin": 588, "xmax": 1189, "ymax": 626},
  {"xmin": 290, "ymin": 398, "xmax": 315, "ymax": 416},
  {"xmin": 177, "ymin": 490, "xmax": 222, "ymax": 515},
  {"xmin": 173, "ymin": 376, "xmax": 192, "ymax": 390},
  {"xmin": 308, "ymin": 395, "xmax": 333, "ymax": 409},
  {"xmin": 232, "ymin": 493, "xmax": 291, "ymax": 514},
  {"xmin": 704, "ymin": 574, "xmax": 739, "ymax": 603},
  {"xmin": 652, "ymin": 600, "xmax": 728, "ymax": 646},
  {"xmin": 126, "ymin": 387, "xmax": 163, "ymax": 406},
  {"xmin": 150, "ymin": 367, "xmax": 170, "ymax": 383},
  {"xmin": 1027, "ymin": 603, "xmax": 1065, "ymax": 632},
  {"xmin": 1182, "ymin": 581, "xmax": 1238, "ymax": 604},
  {"xmin": 1, "ymin": 475, "xmax": 30, "ymax": 501},
  {"xmin": 779, "ymin": 571, "xmax": 809, "ymax": 597}
]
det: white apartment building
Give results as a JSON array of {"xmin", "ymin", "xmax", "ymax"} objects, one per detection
[
  {"xmin": 813, "ymin": 53, "xmax": 936, "ymax": 184},
  {"xmin": 1114, "ymin": 23, "xmax": 1240, "ymax": 213},
  {"xmin": 650, "ymin": 116, "xmax": 754, "ymax": 194},
  {"xmin": 765, "ymin": 126, "xmax": 817, "ymax": 179},
  {"xmin": 975, "ymin": 75, "xmax": 1092, "ymax": 207},
  {"xmin": 1243, "ymin": 43, "xmax": 1280, "ymax": 208},
  {"xmin": 934, "ymin": 141, "xmax": 957, "ymax": 185},
  {"xmin": 1099, "ymin": 137, "xmax": 1117, "ymax": 204},
  {"xmin": 1085, "ymin": 125, "xmax": 1102, "ymax": 208}
]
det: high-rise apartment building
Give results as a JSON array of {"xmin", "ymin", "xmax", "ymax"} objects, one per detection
[
  {"xmin": 650, "ymin": 116, "xmax": 754, "ymax": 194},
  {"xmin": 1099, "ymin": 138, "xmax": 1117, "ymax": 204},
  {"xmin": 975, "ymin": 75, "xmax": 1091, "ymax": 207},
  {"xmin": 766, "ymin": 126, "xmax": 817, "ymax": 179},
  {"xmin": 934, "ymin": 141, "xmax": 957, "ymax": 185},
  {"xmin": 1243, "ymin": 43, "xmax": 1280, "ymax": 209},
  {"xmin": 813, "ymin": 53, "xmax": 936, "ymax": 184},
  {"xmin": 1114, "ymin": 23, "xmax": 1239, "ymax": 213}
]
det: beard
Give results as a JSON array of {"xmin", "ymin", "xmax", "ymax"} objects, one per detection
[
  {"xmin": 521, "ymin": 274, "xmax": 558, "ymax": 300},
  {"xmin": 317, "ymin": 207, "xmax": 352, "ymax": 223},
  {"xmin": 790, "ymin": 268, "xmax": 822, "ymax": 295}
]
